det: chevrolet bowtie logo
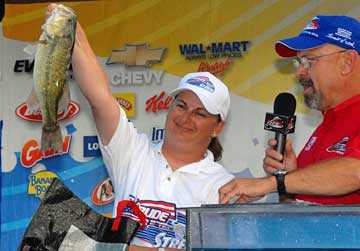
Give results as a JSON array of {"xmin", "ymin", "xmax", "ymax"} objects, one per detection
[{"xmin": 107, "ymin": 43, "xmax": 166, "ymax": 67}]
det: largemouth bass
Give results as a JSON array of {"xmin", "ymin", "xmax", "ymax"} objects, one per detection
[{"xmin": 27, "ymin": 5, "xmax": 77, "ymax": 152}]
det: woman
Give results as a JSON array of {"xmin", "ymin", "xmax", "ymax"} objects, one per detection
[{"xmin": 46, "ymin": 4, "xmax": 234, "ymax": 251}]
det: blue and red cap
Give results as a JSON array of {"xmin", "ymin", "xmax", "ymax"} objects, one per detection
[{"xmin": 275, "ymin": 15, "xmax": 360, "ymax": 57}]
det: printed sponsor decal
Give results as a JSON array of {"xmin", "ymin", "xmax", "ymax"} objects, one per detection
[
  {"xmin": 21, "ymin": 136, "xmax": 71, "ymax": 168},
  {"xmin": 107, "ymin": 43, "xmax": 166, "ymax": 67},
  {"xmin": 145, "ymin": 92, "xmax": 172, "ymax": 113},
  {"xmin": 13, "ymin": 59, "xmax": 74, "ymax": 78},
  {"xmin": 179, "ymin": 41, "xmax": 250, "ymax": 61},
  {"xmin": 305, "ymin": 136, "xmax": 317, "ymax": 151},
  {"xmin": 107, "ymin": 43, "xmax": 167, "ymax": 86},
  {"xmin": 113, "ymin": 93, "xmax": 136, "ymax": 118},
  {"xmin": 304, "ymin": 17, "xmax": 320, "ymax": 30},
  {"xmin": 264, "ymin": 116, "xmax": 284, "ymax": 129},
  {"xmin": 286, "ymin": 117, "xmax": 296, "ymax": 134},
  {"xmin": 110, "ymin": 71, "xmax": 164, "ymax": 86},
  {"xmin": 83, "ymin": 135, "xmax": 101, "ymax": 158},
  {"xmin": 151, "ymin": 127, "xmax": 165, "ymax": 144},
  {"xmin": 15, "ymin": 101, "xmax": 80, "ymax": 122},
  {"xmin": 92, "ymin": 177, "xmax": 114, "ymax": 206},
  {"xmin": 125, "ymin": 195, "xmax": 186, "ymax": 249},
  {"xmin": 28, "ymin": 171, "xmax": 59, "ymax": 198},
  {"xmin": 186, "ymin": 76, "xmax": 214, "ymax": 92},
  {"xmin": 154, "ymin": 229, "xmax": 186, "ymax": 249},
  {"xmin": 197, "ymin": 58, "xmax": 232, "ymax": 76},
  {"xmin": 14, "ymin": 59, "xmax": 34, "ymax": 73},
  {"xmin": 327, "ymin": 29, "xmax": 356, "ymax": 49},
  {"xmin": 326, "ymin": 136, "xmax": 349, "ymax": 155},
  {"xmin": 264, "ymin": 114, "xmax": 296, "ymax": 135}
]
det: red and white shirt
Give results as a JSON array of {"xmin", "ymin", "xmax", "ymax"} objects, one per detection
[{"xmin": 296, "ymin": 95, "xmax": 360, "ymax": 204}]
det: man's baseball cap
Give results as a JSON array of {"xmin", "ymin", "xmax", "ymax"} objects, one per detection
[
  {"xmin": 275, "ymin": 15, "xmax": 360, "ymax": 57},
  {"xmin": 169, "ymin": 72, "xmax": 230, "ymax": 121}
]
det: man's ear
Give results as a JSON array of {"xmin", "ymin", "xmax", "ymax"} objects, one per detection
[{"xmin": 341, "ymin": 50, "xmax": 358, "ymax": 75}]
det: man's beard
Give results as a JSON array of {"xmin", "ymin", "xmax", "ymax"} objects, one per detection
[{"xmin": 298, "ymin": 78, "xmax": 322, "ymax": 110}]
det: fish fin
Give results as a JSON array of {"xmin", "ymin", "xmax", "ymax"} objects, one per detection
[
  {"xmin": 58, "ymin": 82, "xmax": 71, "ymax": 113},
  {"xmin": 41, "ymin": 125, "xmax": 63, "ymax": 152},
  {"xmin": 26, "ymin": 87, "xmax": 40, "ymax": 111}
]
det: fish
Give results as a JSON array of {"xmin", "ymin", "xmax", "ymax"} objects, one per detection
[{"xmin": 26, "ymin": 4, "xmax": 77, "ymax": 152}]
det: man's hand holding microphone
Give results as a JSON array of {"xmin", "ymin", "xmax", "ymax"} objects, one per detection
[{"xmin": 219, "ymin": 93, "xmax": 297, "ymax": 204}]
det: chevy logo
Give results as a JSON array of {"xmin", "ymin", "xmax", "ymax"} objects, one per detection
[{"xmin": 107, "ymin": 43, "xmax": 166, "ymax": 67}]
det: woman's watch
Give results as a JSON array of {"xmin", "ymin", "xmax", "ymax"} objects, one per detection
[{"xmin": 272, "ymin": 169, "xmax": 288, "ymax": 196}]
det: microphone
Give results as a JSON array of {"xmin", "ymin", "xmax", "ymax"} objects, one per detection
[{"xmin": 264, "ymin": 93, "xmax": 297, "ymax": 163}]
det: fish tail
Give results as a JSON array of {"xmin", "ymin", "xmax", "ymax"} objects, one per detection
[{"xmin": 41, "ymin": 125, "xmax": 63, "ymax": 152}]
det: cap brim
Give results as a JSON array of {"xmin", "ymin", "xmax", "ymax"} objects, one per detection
[{"xmin": 275, "ymin": 35, "xmax": 327, "ymax": 57}]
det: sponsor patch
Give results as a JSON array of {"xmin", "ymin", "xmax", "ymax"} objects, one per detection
[
  {"xmin": 28, "ymin": 171, "xmax": 59, "ymax": 198},
  {"xmin": 186, "ymin": 76, "xmax": 214, "ymax": 92},
  {"xmin": 326, "ymin": 136, "xmax": 349, "ymax": 155},
  {"xmin": 113, "ymin": 93, "xmax": 136, "ymax": 118},
  {"xmin": 15, "ymin": 101, "xmax": 80, "ymax": 122}
]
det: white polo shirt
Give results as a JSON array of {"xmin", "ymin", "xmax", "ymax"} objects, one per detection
[{"xmin": 99, "ymin": 107, "xmax": 234, "ymax": 248}]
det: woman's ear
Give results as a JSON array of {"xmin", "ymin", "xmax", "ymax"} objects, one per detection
[{"xmin": 214, "ymin": 121, "xmax": 225, "ymax": 136}]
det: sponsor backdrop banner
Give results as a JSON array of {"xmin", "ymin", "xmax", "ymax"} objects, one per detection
[{"xmin": 1, "ymin": 0, "xmax": 359, "ymax": 250}]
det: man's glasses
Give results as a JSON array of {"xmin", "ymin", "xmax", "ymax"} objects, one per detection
[{"xmin": 292, "ymin": 50, "xmax": 347, "ymax": 70}]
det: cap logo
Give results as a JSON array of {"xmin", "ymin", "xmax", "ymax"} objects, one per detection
[
  {"xmin": 326, "ymin": 28, "xmax": 355, "ymax": 49},
  {"xmin": 186, "ymin": 76, "xmax": 215, "ymax": 93},
  {"xmin": 335, "ymin": 28, "xmax": 352, "ymax": 39},
  {"xmin": 304, "ymin": 18, "xmax": 320, "ymax": 30},
  {"xmin": 302, "ymin": 18, "xmax": 320, "ymax": 38}
]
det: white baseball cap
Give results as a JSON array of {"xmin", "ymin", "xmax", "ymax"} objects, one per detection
[{"xmin": 169, "ymin": 72, "xmax": 230, "ymax": 121}]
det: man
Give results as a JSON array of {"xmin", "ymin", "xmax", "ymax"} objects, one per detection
[{"xmin": 219, "ymin": 15, "xmax": 360, "ymax": 205}]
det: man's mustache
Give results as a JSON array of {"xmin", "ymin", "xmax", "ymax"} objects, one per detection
[{"xmin": 298, "ymin": 78, "xmax": 314, "ymax": 88}]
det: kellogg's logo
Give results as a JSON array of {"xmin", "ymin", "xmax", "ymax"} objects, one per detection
[
  {"xmin": 186, "ymin": 76, "xmax": 215, "ymax": 92},
  {"xmin": 146, "ymin": 91, "xmax": 172, "ymax": 113},
  {"xmin": 15, "ymin": 101, "xmax": 80, "ymax": 122}
]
